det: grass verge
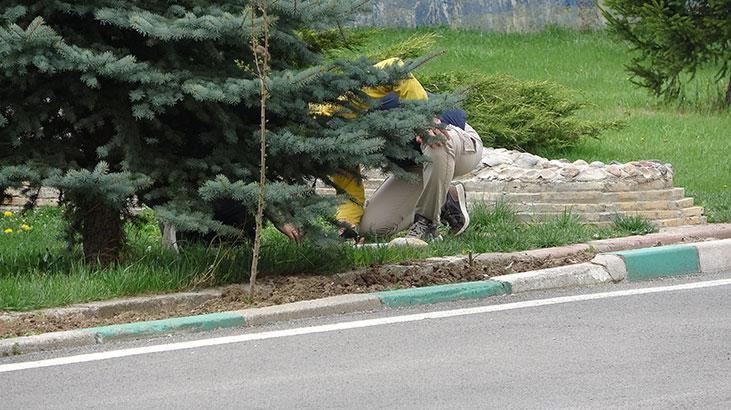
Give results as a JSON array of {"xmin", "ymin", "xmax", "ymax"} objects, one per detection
[{"xmin": 0, "ymin": 206, "xmax": 653, "ymax": 311}]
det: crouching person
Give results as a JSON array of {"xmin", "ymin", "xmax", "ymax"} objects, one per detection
[{"xmin": 359, "ymin": 112, "xmax": 483, "ymax": 243}]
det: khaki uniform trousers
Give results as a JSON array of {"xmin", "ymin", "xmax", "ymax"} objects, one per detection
[{"xmin": 360, "ymin": 123, "xmax": 484, "ymax": 237}]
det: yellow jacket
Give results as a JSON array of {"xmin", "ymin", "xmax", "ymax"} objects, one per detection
[{"xmin": 322, "ymin": 58, "xmax": 428, "ymax": 227}]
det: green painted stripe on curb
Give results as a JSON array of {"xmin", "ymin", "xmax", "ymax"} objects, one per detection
[
  {"xmin": 85, "ymin": 312, "xmax": 246, "ymax": 340},
  {"xmin": 374, "ymin": 280, "xmax": 509, "ymax": 308},
  {"xmin": 611, "ymin": 245, "xmax": 700, "ymax": 281}
]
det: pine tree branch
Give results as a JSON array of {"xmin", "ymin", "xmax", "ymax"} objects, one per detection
[{"xmin": 408, "ymin": 49, "xmax": 447, "ymax": 72}]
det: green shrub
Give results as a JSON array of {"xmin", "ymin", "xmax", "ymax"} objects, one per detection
[
  {"xmin": 420, "ymin": 72, "xmax": 620, "ymax": 152},
  {"xmin": 323, "ymin": 31, "xmax": 441, "ymax": 62},
  {"xmin": 322, "ymin": 31, "xmax": 617, "ymax": 152},
  {"xmin": 297, "ymin": 28, "xmax": 376, "ymax": 56},
  {"xmin": 365, "ymin": 32, "xmax": 443, "ymax": 61}
]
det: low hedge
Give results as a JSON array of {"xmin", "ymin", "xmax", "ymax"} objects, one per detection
[{"xmin": 420, "ymin": 71, "xmax": 620, "ymax": 152}]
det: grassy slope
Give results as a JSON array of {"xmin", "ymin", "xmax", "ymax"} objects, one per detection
[{"xmin": 360, "ymin": 28, "xmax": 730, "ymax": 222}]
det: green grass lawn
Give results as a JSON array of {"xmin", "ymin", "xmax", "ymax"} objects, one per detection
[{"xmin": 354, "ymin": 28, "xmax": 730, "ymax": 222}]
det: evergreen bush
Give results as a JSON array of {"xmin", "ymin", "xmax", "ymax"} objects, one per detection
[
  {"xmin": 602, "ymin": 0, "xmax": 731, "ymax": 106},
  {"xmin": 420, "ymin": 72, "xmax": 619, "ymax": 152},
  {"xmin": 0, "ymin": 1, "xmax": 451, "ymax": 263},
  {"xmin": 325, "ymin": 30, "xmax": 442, "ymax": 62}
]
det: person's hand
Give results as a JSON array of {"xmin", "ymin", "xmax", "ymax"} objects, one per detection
[
  {"xmin": 276, "ymin": 223, "xmax": 303, "ymax": 242},
  {"xmin": 416, "ymin": 127, "xmax": 449, "ymax": 148}
]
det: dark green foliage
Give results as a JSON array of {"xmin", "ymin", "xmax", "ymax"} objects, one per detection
[
  {"xmin": 328, "ymin": 31, "xmax": 443, "ymax": 61},
  {"xmin": 602, "ymin": 0, "xmax": 731, "ymax": 105},
  {"xmin": 0, "ymin": 1, "xmax": 450, "ymax": 262},
  {"xmin": 420, "ymin": 72, "xmax": 619, "ymax": 152},
  {"xmin": 46, "ymin": 162, "xmax": 151, "ymax": 262},
  {"xmin": 297, "ymin": 27, "xmax": 374, "ymax": 55},
  {"xmin": 366, "ymin": 32, "xmax": 443, "ymax": 61}
]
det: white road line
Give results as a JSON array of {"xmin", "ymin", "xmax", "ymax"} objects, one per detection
[{"xmin": 2, "ymin": 278, "xmax": 730, "ymax": 373}]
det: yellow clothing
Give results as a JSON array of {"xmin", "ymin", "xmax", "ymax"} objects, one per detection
[
  {"xmin": 311, "ymin": 58, "xmax": 428, "ymax": 118},
  {"xmin": 364, "ymin": 57, "xmax": 428, "ymax": 102},
  {"xmin": 316, "ymin": 58, "xmax": 429, "ymax": 227},
  {"xmin": 331, "ymin": 167, "xmax": 366, "ymax": 225}
]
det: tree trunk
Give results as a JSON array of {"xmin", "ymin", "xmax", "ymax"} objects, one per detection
[
  {"xmin": 81, "ymin": 201, "xmax": 124, "ymax": 264},
  {"xmin": 726, "ymin": 75, "xmax": 731, "ymax": 107}
]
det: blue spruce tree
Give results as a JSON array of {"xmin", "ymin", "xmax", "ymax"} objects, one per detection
[{"xmin": 0, "ymin": 1, "xmax": 449, "ymax": 263}]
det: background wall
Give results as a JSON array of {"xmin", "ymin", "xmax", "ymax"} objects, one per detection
[{"xmin": 356, "ymin": 0, "xmax": 605, "ymax": 32}]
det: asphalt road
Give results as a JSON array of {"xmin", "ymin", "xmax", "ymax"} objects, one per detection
[{"xmin": 1, "ymin": 273, "xmax": 730, "ymax": 409}]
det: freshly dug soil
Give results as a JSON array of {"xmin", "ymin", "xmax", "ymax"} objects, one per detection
[{"xmin": 0, "ymin": 251, "xmax": 594, "ymax": 339}]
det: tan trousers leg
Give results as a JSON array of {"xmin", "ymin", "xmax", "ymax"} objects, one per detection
[{"xmin": 360, "ymin": 124, "xmax": 484, "ymax": 237}]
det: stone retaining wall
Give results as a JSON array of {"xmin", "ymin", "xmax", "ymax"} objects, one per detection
[
  {"xmin": 2, "ymin": 187, "xmax": 59, "ymax": 211},
  {"xmin": 356, "ymin": 0, "xmax": 605, "ymax": 32}
]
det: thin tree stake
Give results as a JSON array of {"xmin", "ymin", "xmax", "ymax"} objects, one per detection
[{"xmin": 249, "ymin": 0, "xmax": 270, "ymax": 294}]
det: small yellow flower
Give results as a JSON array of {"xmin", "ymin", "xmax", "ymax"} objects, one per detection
[
  {"xmin": 3, "ymin": 211, "xmax": 12, "ymax": 217},
  {"xmin": 20, "ymin": 224, "xmax": 32, "ymax": 231},
  {"xmin": 3, "ymin": 228, "xmax": 13, "ymax": 234}
]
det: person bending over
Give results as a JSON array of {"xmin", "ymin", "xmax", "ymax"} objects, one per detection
[
  {"xmin": 280, "ymin": 58, "xmax": 483, "ymax": 243},
  {"xmin": 359, "ymin": 112, "xmax": 483, "ymax": 243}
]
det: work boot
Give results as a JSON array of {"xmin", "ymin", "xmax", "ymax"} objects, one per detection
[
  {"xmin": 337, "ymin": 220, "xmax": 359, "ymax": 240},
  {"xmin": 440, "ymin": 182, "xmax": 470, "ymax": 235},
  {"xmin": 404, "ymin": 213, "xmax": 441, "ymax": 242}
]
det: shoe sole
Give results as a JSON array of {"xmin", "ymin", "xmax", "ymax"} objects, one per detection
[{"xmin": 452, "ymin": 183, "xmax": 470, "ymax": 236}]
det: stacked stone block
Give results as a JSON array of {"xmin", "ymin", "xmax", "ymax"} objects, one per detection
[{"xmin": 1, "ymin": 187, "xmax": 59, "ymax": 212}]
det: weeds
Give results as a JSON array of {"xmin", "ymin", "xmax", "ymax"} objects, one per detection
[{"xmin": 612, "ymin": 215, "xmax": 658, "ymax": 236}]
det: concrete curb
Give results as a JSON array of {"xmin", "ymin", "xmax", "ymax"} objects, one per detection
[
  {"xmin": 494, "ymin": 263, "xmax": 614, "ymax": 294},
  {"xmin": 0, "ymin": 289, "xmax": 224, "ymax": 324},
  {"xmin": 608, "ymin": 245, "xmax": 700, "ymax": 281},
  {"xmin": 2, "ymin": 237, "xmax": 730, "ymax": 357},
  {"xmin": 602, "ymin": 238, "xmax": 731, "ymax": 281},
  {"xmin": 237, "ymin": 294, "xmax": 383, "ymax": 327},
  {"xmin": 375, "ymin": 280, "xmax": 510, "ymax": 308},
  {"xmin": 0, "ymin": 295, "xmax": 383, "ymax": 356},
  {"xmin": 87, "ymin": 312, "xmax": 247, "ymax": 342},
  {"xmin": 588, "ymin": 224, "xmax": 731, "ymax": 253},
  {"xmin": 4, "ymin": 224, "xmax": 729, "ymax": 326},
  {"xmin": 368, "ymin": 238, "xmax": 731, "ymax": 303},
  {"xmin": 694, "ymin": 238, "xmax": 731, "ymax": 274},
  {"xmin": 0, "ymin": 330, "xmax": 97, "ymax": 357}
]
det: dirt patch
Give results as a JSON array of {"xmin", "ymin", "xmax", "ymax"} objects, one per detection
[{"xmin": 0, "ymin": 251, "xmax": 594, "ymax": 339}]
